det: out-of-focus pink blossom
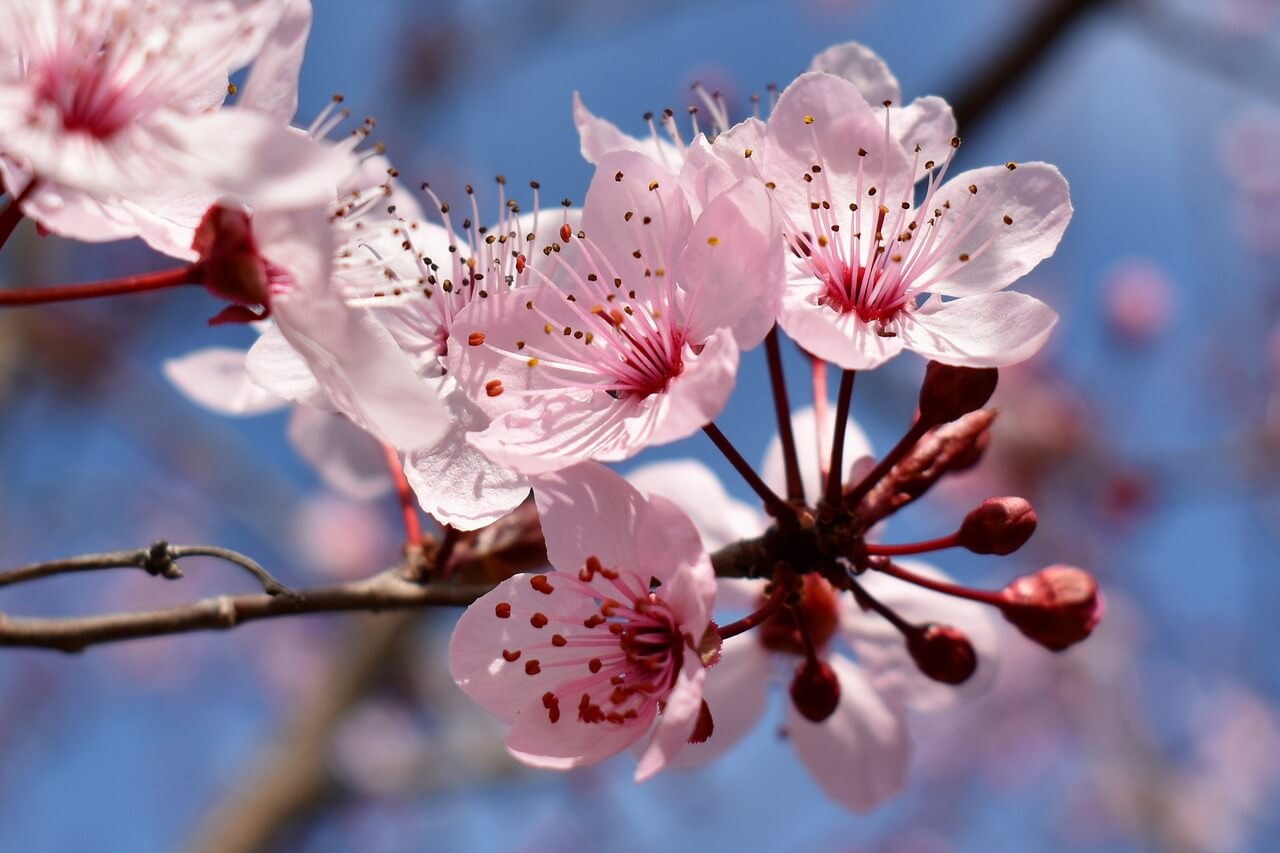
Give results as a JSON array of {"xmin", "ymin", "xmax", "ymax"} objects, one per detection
[
  {"xmin": 1101, "ymin": 259, "xmax": 1176, "ymax": 343},
  {"xmin": 449, "ymin": 462, "xmax": 717, "ymax": 780},
  {"xmin": 291, "ymin": 495, "xmax": 395, "ymax": 580}
]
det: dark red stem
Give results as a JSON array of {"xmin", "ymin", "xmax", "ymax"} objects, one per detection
[
  {"xmin": 703, "ymin": 422, "xmax": 795, "ymax": 523},
  {"xmin": 764, "ymin": 327, "xmax": 804, "ymax": 503},
  {"xmin": 869, "ymin": 559, "xmax": 1006, "ymax": 608},
  {"xmin": 865, "ymin": 533, "xmax": 961, "ymax": 557},
  {"xmin": 844, "ymin": 417, "xmax": 931, "ymax": 508},
  {"xmin": 825, "ymin": 369, "xmax": 856, "ymax": 505},
  {"xmin": 0, "ymin": 265, "xmax": 204, "ymax": 306},
  {"xmin": 846, "ymin": 571, "xmax": 917, "ymax": 636},
  {"xmin": 717, "ymin": 576, "xmax": 791, "ymax": 640},
  {"xmin": 0, "ymin": 181, "xmax": 37, "ymax": 251}
]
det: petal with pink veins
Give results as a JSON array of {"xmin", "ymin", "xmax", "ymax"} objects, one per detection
[
  {"xmin": 573, "ymin": 92, "xmax": 685, "ymax": 172},
  {"xmin": 664, "ymin": 632, "xmax": 772, "ymax": 770},
  {"xmin": 635, "ymin": 655, "xmax": 707, "ymax": 781},
  {"xmin": 778, "ymin": 283, "xmax": 905, "ymax": 369},
  {"xmin": 807, "ymin": 42, "xmax": 901, "ymax": 106}
]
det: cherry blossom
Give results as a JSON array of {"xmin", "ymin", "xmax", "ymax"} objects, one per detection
[
  {"xmin": 628, "ymin": 406, "xmax": 998, "ymax": 811},
  {"xmin": 447, "ymin": 150, "xmax": 783, "ymax": 474},
  {"xmin": 449, "ymin": 462, "xmax": 717, "ymax": 778},
  {"xmin": 0, "ymin": 0, "xmax": 348, "ymax": 250},
  {"xmin": 747, "ymin": 45, "xmax": 1070, "ymax": 369}
]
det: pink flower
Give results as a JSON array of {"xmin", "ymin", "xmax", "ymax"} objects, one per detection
[
  {"xmin": 1101, "ymin": 258, "xmax": 1176, "ymax": 343},
  {"xmin": 628, "ymin": 405, "xmax": 997, "ymax": 811},
  {"xmin": 447, "ymin": 151, "xmax": 783, "ymax": 474},
  {"xmin": 449, "ymin": 462, "xmax": 717, "ymax": 779},
  {"xmin": 0, "ymin": 0, "xmax": 348, "ymax": 250},
  {"xmin": 747, "ymin": 43, "xmax": 1070, "ymax": 369}
]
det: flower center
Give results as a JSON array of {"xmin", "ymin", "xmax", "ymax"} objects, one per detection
[
  {"xmin": 759, "ymin": 574, "xmax": 841, "ymax": 655},
  {"xmin": 34, "ymin": 52, "xmax": 135, "ymax": 138}
]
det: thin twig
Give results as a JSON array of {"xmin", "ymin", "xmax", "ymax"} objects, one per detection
[
  {"xmin": 703, "ymin": 422, "xmax": 796, "ymax": 522},
  {"xmin": 764, "ymin": 327, "xmax": 804, "ymax": 503},
  {"xmin": 825, "ymin": 369, "xmax": 856, "ymax": 506}
]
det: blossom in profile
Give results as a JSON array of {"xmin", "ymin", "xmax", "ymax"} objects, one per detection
[
  {"xmin": 448, "ymin": 150, "xmax": 783, "ymax": 474},
  {"xmin": 0, "ymin": 0, "xmax": 348, "ymax": 251},
  {"xmin": 747, "ymin": 43, "xmax": 1070, "ymax": 369},
  {"xmin": 449, "ymin": 462, "xmax": 717, "ymax": 778}
]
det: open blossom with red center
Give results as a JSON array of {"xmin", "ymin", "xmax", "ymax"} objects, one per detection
[
  {"xmin": 449, "ymin": 462, "xmax": 717, "ymax": 777},
  {"xmin": 0, "ymin": 0, "xmax": 348, "ymax": 250},
  {"xmin": 446, "ymin": 149, "xmax": 783, "ymax": 475},
  {"xmin": 734, "ymin": 44, "xmax": 1071, "ymax": 370}
]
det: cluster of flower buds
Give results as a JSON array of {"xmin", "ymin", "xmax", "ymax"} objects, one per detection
[{"xmin": 0, "ymin": 3, "xmax": 1098, "ymax": 813}]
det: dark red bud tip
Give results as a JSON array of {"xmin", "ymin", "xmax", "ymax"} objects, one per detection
[
  {"xmin": 958, "ymin": 496, "xmax": 1037, "ymax": 555},
  {"xmin": 918, "ymin": 362, "xmax": 998, "ymax": 426},
  {"xmin": 192, "ymin": 204, "xmax": 270, "ymax": 308},
  {"xmin": 907, "ymin": 623, "xmax": 978, "ymax": 685},
  {"xmin": 789, "ymin": 659, "xmax": 841, "ymax": 722},
  {"xmin": 687, "ymin": 699, "xmax": 715, "ymax": 744},
  {"xmin": 1000, "ymin": 566, "xmax": 1103, "ymax": 652}
]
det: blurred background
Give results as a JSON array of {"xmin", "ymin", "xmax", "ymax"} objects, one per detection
[{"xmin": 2, "ymin": 0, "xmax": 1279, "ymax": 849}]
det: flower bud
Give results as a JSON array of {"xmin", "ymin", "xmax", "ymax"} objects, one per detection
[
  {"xmin": 789, "ymin": 659, "xmax": 841, "ymax": 722},
  {"xmin": 958, "ymin": 497, "xmax": 1037, "ymax": 555},
  {"xmin": 1000, "ymin": 566, "xmax": 1103, "ymax": 652},
  {"xmin": 918, "ymin": 362, "xmax": 998, "ymax": 426},
  {"xmin": 193, "ymin": 204, "xmax": 270, "ymax": 309},
  {"xmin": 906, "ymin": 623, "xmax": 977, "ymax": 685}
]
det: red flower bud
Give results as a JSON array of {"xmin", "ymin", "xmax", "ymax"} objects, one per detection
[
  {"xmin": 906, "ymin": 623, "xmax": 978, "ymax": 685},
  {"xmin": 958, "ymin": 497, "xmax": 1037, "ymax": 555},
  {"xmin": 193, "ymin": 204, "xmax": 271, "ymax": 310},
  {"xmin": 918, "ymin": 362, "xmax": 998, "ymax": 426},
  {"xmin": 1000, "ymin": 566, "xmax": 1103, "ymax": 652},
  {"xmin": 789, "ymin": 658, "xmax": 841, "ymax": 722}
]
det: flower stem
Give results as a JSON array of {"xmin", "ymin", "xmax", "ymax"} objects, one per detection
[
  {"xmin": 844, "ymin": 417, "xmax": 930, "ymax": 509},
  {"xmin": 764, "ymin": 327, "xmax": 804, "ymax": 503},
  {"xmin": 0, "ymin": 264, "xmax": 204, "ymax": 306},
  {"xmin": 868, "ymin": 558, "xmax": 1006, "ymax": 608},
  {"xmin": 825, "ymin": 369, "xmax": 856, "ymax": 506},
  {"xmin": 717, "ymin": 576, "xmax": 791, "ymax": 640},
  {"xmin": 703, "ymin": 422, "xmax": 795, "ymax": 523},
  {"xmin": 381, "ymin": 444, "xmax": 423, "ymax": 549},
  {"xmin": 846, "ymin": 570, "xmax": 917, "ymax": 635},
  {"xmin": 865, "ymin": 533, "xmax": 961, "ymax": 557}
]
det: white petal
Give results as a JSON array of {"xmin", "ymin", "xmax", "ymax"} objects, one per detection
[
  {"xmin": 664, "ymin": 633, "xmax": 772, "ymax": 770},
  {"xmin": 244, "ymin": 323, "xmax": 332, "ymax": 409},
  {"xmin": 807, "ymin": 42, "xmax": 901, "ymax": 106},
  {"xmin": 778, "ymin": 283, "xmax": 905, "ymax": 370},
  {"xmin": 761, "ymin": 404, "xmax": 872, "ymax": 505},
  {"xmin": 635, "ymin": 656, "xmax": 706, "ymax": 781},
  {"xmin": 898, "ymin": 291, "xmax": 1058, "ymax": 368},
  {"xmin": 627, "ymin": 459, "xmax": 766, "ymax": 550},
  {"xmin": 238, "ymin": 0, "xmax": 312, "ymax": 123},
  {"xmin": 287, "ymin": 406, "xmax": 392, "ymax": 501},
  {"xmin": 785, "ymin": 653, "xmax": 912, "ymax": 812},
  {"xmin": 843, "ymin": 559, "xmax": 999, "ymax": 712},
  {"xmin": 163, "ymin": 347, "xmax": 287, "ymax": 416}
]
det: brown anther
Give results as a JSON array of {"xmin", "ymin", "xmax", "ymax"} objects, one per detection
[
  {"xmin": 530, "ymin": 575, "xmax": 554, "ymax": 594},
  {"xmin": 494, "ymin": 603, "xmax": 512, "ymax": 619},
  {"xmin": 525, "ymin": 660, "xmax": 541, "ymax": 675},
  {"xmin": 502, "ymin": 649, "xmax": 522, "ymax": 662},
  {"xmin": 467, "ymin": 332, "xmax": 485, "ymax": 347},
  {"xmin": 530, "ymin": 612, "xmax": 549, "ymax": 629},
  {"xmin": 485, "ymin": 379, "xmax": 504, "ymax": 397}
]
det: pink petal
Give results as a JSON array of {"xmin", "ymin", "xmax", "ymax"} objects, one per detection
[
  {"xmin": 678, "ymin": 177, "xmax": 784, "ymax": 351},
  {"xmin": 635, "ymin": 655, "xmax": 707, "ymax": 781},
  {"xmin": 580, "ymin": 150, "xmax": 693, "ymax": 304},
  {"xmin": 918, "ymin": 162, "xmax": 1072, "ymax": 297},
  {"xmin": 237, "ymin": 0, "xmax": 312, "ymax": 123},
  {"xmin": 448, "ymin": 572, "xmax": 602, "ymax": 723},
  {"xmin": 778, "ymin": 282, "xmax": 905, "ymax": 369},
  {"xmin": 892, "ymin": 96, "xmax": 957, "ymax": 185},
  {"xmin": 627, "ymin": 459, "xmax": 765, "ymax": 550},
  {"xmin": 573, "ymin": 92, "xmax": 685, "ymax": 172},
  {"xmin": 244, "ymin": 323, "xmax": 331, "ymax": 409},
  {"xmin": 506, "ymin": 687, "xmax": 656, "ymax": 771},
  {"xmin": 898, "ymin": 291, "xmax": 1058, "ymax": 368},
  {"xmin": 680, "ymin": 118, "xmax": 765, "ymax": 210},
  {"xmin": 842, "ymin": 560, "xmax": 999, "ymax": 712},
  {"xmin": 645, "ymin": 328, "xmax": 740, "ymax": 446},
  {"xmin": 532, "ymin": 461, "xmax": 708, "ymax": 599},
  {"xmin": 664, "ymin": 633, "xmax": 772, "ymax": 770},
  {"xmin": 403, "ymin": 384, "xmax": 530, "ymax": 531},
  {"xmin": 287, "ymin": 406, "xmax": 392, "ymax": 501},
  {"xmin": 764, "ymin": 72, "xmax": 913, "ymax": 218},
  {"xmin": 260, "ymin": 207, "xmax": 450, "ymax": 450},
  {"xmin": 154, "ymin": 108, "xmax": 354, "ymax": 208},
  {"xmin": 807, "ymin": 42, "xmax": 901, "ymax": 106},
  {"xmin": 761, "ymin": 404, "xmax": 872, "ymax": 504},
  {"xmin": 163, "ymin": 347, "xmax": 287, "ymax": 416},
  {"xmin": 785, "ymin": 653, "xmax": 912, "ymax": 812}
]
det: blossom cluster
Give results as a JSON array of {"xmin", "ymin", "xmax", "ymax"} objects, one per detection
[{"xmin": 0, "ymin": 1, "xmax": 1101, "ymax": 810}]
